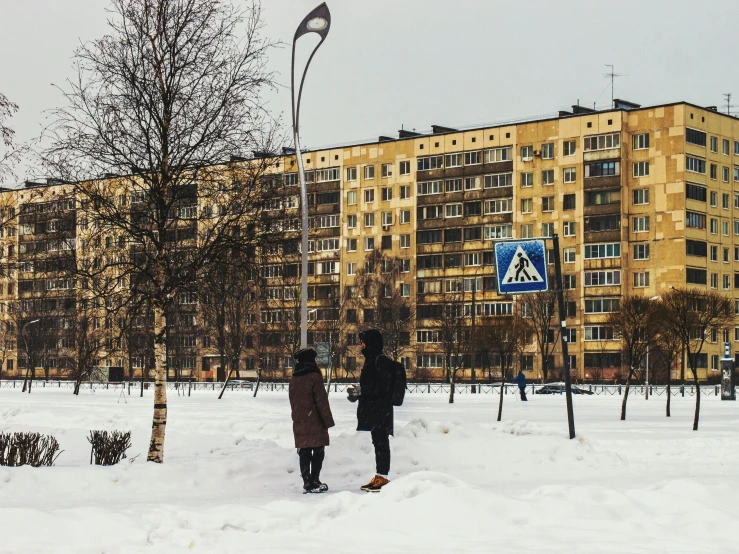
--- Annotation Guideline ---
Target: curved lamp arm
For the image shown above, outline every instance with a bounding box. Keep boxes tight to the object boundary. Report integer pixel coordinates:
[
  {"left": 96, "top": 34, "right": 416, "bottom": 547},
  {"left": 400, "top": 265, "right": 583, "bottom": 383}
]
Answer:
[{"left": 291, "top": 2, "right": 331, "bottom": 133}]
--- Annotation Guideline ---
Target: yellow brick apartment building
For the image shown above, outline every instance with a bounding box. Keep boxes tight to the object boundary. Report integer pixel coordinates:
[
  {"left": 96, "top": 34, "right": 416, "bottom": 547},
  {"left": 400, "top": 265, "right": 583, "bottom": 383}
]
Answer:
[{"left": 2, "top": 99, "right": 739, "bottom": 382}]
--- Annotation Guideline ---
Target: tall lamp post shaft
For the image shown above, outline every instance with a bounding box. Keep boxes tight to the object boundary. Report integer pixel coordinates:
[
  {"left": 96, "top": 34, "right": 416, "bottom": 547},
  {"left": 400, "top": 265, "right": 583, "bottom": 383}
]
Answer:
[{"left": 291, "top": 3, "right": 331, "bottom": 350}]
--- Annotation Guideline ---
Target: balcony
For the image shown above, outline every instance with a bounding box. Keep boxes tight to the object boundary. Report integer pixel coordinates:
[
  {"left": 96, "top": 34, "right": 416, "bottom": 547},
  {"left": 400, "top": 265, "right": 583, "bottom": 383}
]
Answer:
[
  {"left": 584, "top": 202, "right": 621, "bottom": 217},
  {"left": 584, "top": 175, "right": 621, "bottom": 190}
]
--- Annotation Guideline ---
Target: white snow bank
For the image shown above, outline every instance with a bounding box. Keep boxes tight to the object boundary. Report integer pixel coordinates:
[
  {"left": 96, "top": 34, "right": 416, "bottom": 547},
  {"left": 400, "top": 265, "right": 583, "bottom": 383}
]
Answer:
[{"left": 0, "top": 388, "right": 737, "bottom": 553}]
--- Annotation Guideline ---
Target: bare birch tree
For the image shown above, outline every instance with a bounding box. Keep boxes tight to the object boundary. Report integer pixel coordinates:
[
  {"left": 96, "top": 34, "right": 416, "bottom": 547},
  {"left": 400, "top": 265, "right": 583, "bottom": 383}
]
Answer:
[
  {"left": 44, "top": 0, "right": 278, "bottom": 463},
  {"left": 660, "top": 289, "right": 734, "bottom": 430}
]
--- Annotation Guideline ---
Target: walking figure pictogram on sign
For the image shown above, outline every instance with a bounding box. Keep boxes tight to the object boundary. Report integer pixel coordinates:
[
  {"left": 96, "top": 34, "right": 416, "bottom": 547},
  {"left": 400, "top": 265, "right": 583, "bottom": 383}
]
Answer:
[{"left": 494, "top": 240, "right": 548, "bottom": 294}]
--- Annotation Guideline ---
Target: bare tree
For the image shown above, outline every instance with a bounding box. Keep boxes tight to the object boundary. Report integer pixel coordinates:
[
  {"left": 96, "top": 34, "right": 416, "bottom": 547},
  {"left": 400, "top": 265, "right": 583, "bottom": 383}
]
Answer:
[
  {"left": 607, "top": 296, "right": 661, "bottom": 421},
  {"left": 519, "top": 285, "right": 561, "bottom": 382},
  {"left": 435, "top": 291, "right": 471, "bottom": 404},
  {"left": 653, "top": 319, "right": 681, "bottom": 418},
  {"left": 66, "top": 290, "right": 108, "bottom": 394},
  {"left": 0, "top": 92, "right": 25, "bottom": 185},
  {"left": 354, "top": 249, "right": 414, "bottom": 361},
  {"left": 44, "top": 0, "right": 279, "bottom": 463},
  {"left": 660, "top": 289, "right": 734, "bottom": 430},
  {"left": 478, "top": 308, "right": 526, "bottom": 421}
]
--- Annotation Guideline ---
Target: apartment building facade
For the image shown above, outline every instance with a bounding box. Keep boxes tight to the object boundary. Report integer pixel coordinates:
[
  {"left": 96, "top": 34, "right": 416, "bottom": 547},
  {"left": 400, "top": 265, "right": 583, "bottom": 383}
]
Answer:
[{"left": 2, "top": 100, "right": 739, "bottom": 382}]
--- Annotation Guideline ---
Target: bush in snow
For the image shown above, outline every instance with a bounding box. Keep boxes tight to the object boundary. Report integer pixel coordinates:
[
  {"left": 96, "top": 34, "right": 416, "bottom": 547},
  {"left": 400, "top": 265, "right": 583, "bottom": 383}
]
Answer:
[
  {"left": 87, "top": 430, "right": 132, "bottom": 466},
  {"left": 0, "top": 432, "right": 63, "bottom": 467}
]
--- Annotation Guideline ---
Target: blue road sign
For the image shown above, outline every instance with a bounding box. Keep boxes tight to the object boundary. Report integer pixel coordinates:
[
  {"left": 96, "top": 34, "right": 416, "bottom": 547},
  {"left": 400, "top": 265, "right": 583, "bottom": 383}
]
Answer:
[{"left": 494, "top": 240, "right": 548, "bottom": 294}]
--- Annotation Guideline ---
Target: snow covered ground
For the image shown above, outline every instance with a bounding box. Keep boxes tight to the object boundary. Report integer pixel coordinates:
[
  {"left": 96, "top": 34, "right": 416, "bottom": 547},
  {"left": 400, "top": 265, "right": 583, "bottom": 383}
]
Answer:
[{"left": 1, "top": 386, "right": 738, "bottom": 553}]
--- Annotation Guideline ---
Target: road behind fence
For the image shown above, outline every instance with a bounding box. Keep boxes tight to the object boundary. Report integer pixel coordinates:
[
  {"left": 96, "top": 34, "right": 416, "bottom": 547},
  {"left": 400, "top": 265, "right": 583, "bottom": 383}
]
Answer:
[{"left": 0, "top": 380, "right": 727, "bottom": 397}]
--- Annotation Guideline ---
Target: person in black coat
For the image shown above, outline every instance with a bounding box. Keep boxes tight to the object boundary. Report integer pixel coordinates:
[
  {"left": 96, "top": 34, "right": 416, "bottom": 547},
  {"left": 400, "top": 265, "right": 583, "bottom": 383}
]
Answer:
[{"left": 348, "top": 328, "right": 393, "bottom": 492}]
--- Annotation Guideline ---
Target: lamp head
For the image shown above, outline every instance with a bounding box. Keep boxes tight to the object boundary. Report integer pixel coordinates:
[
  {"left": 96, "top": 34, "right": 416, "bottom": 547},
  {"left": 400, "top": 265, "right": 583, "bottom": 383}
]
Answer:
[{"left": 294, "top": 3, "right": 331, "bottom": 41}]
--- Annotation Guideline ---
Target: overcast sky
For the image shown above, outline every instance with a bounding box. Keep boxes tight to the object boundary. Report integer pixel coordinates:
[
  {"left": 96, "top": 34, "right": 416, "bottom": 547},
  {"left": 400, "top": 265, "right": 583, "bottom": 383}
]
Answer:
[{"left": 2, "top": 0, "right": 738, "bottom": 180}]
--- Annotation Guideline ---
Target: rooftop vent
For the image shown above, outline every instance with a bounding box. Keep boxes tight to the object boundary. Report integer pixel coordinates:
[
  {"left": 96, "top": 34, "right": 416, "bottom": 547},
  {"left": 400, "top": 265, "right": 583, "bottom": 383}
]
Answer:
[
  {"left": 378, "top": 135, "right": 394, "bottom": 142},
  {"left": 572, "top": 104, "right": 596, "bottom": 115},
  {"left": 281, "top": 147, "right": 296, "bottom": 155},
  {"left": 398, "top": 129, "right": 422, "bottom": 139},
  {"left": 431, "top": 125, "right": 458, "bottom": 134},
  {"left": 613, "top": 98, "right": 641, "bottom": 110},
  {"left": 706, "top": 106, "right": 718, "bottom": 112}
]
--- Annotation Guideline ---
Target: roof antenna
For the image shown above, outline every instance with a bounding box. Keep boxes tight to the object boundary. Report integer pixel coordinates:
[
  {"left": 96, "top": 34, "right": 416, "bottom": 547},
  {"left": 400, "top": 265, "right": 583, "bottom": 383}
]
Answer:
[
  {"left": 603, "top": 64, "right": 625, "bottom": 106},
  {"left": 723, "top": 93, "right": 737, "bottom": 116}
]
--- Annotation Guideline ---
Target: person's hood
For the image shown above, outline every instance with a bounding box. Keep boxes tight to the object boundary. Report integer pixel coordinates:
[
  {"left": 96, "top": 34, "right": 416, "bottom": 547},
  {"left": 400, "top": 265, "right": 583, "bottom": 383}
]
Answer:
[
  {"left": 293, "top": 361, "right": 320, "bottom": 377},
  {"left": 359, "top": 328, "right": 383, "bottom": 358}
]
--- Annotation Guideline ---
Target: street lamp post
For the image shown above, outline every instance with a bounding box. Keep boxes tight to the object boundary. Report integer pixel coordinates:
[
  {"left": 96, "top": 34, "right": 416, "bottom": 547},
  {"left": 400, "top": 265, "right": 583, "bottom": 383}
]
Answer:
[
  {"left": 21, "top": 319, "right": 40, "bottom": 393},
  {"left": 291, "top": 3, "right": 331, "bottom": 350}
]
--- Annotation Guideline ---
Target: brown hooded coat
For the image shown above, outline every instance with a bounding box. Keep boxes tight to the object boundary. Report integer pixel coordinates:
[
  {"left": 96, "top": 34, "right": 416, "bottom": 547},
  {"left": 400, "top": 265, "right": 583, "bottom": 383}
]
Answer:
[{"left": 289, "top": 362, "right": 335, "bottom": 448}]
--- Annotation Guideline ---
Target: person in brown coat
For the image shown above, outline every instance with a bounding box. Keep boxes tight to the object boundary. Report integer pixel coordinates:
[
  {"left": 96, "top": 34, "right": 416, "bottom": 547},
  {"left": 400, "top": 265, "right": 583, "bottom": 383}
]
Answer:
[{"left": 289, "top": 348, "right": 335, "bottom": 493}]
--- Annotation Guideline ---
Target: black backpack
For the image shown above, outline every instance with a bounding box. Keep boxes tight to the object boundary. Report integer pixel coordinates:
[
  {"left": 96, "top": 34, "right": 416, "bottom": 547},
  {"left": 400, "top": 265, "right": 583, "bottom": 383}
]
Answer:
[{"left": 376, "top": 354, "right": 407, "bottom": 407}]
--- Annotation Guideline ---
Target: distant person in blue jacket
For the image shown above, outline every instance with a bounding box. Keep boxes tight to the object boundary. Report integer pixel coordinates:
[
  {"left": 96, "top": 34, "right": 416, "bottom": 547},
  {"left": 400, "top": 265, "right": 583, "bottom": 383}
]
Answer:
[{"left": 513, "top": 370, "right": 527, "bottom": 401}]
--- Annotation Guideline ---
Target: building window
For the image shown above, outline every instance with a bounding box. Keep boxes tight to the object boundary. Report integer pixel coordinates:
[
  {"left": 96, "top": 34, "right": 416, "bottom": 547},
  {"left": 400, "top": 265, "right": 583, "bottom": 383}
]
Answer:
[
  {"left": 520, "top": 198, "right": 533, "bottom": 213},
  {"left": 346, "top": 167, "right": 357, "bottom": 181},
  {"left": 464, "top": 151, "right": 481, "bottom": 165},
  {"left": 710, "top": 163, "right": 718, "bottom": 180},
  {"left": 584, "top": 243, "right": 621, "bottom": 259},
  {"left": 633, "top": 271, "right": 650, "bottom": 287},
  {"left": 632, "top": 216, "right": 649, "bottom": 233},
  {"left": 584, "top": 270, "right": 621, "bottom": 287},
  {"left": 464, "top": 176, "right": 480, "bottom": 190},
  {"left": 724, "top": 274, "right": 731, "bottom": 290},
  {"left": 564, "top": 248, "right": 576, "bottom": 263},
  {"left": 686, "top": 128, "right": 707, "bottom": 147},
  {"left": 563, "top": 167, "right": 576, "bottom": 183},
  {"left": 445, "top": 203, "right": 462, "bottom": 218},
  {"left": 347, "top": 238, "right": 357, "bottom": 252},
  {"left": 399, "top": 160, "right": 410, "bottom": 175},
  {"left": 400, "top": 234, "right": 410, "bottom": 249},
  {"left": 446, "top": 178, "right": 462, "bottom": 192},
  {"left": 686, "top": 211, "right": 706, "bottom": 229},
  {"left": 585, "top": 161, "right": 620, "bottom": 177},
  {"left": 417, "top": 180, "right": 442, "bottom": 195},
  {"left": 723, "top": 193, "right": 730, "bottom": 210},
  {"left": 484, "top": 147, "right": 512, "bottom": 163},
  {"left": 585, "top": 298, "right": 620, "bottom": 313},
  {"left": 520, "top": 224, "right": 533, "bottom": 238},
  {"left": 710, "top": 218, "right": 718, "bottom": 234},
  {"left": 381, "top": 187, "right": 392, "bottom": 201},
  {"left": 563, "top": 221, "right": 576, "bottom": 236},
  {"left": 723, "top": 166, "right": 730, "bottom": 183},
  {"left": 633, "top": 133, "right": 649, "bottom": 150},
  {"left": 484, "top": 224, "right": 513, "bottom": 239},
  {"left": 686, "top": 156, "right": 706, "bottom": 174},
  {"left": 542, "top": 169, "right": 554, "bottom": 185},
  {"left": 542, "top": 143, "right": 555, "bottom": 159},
  {"left": 710, "top": 136, "right": 718, "bottom": 153},
  {"left": 445, "top": 153, "right": 462, "bottom": 168},
  {"left": 364, "top": 213, "right": 375, "bottom": 227},
  {"left": 484, "top": 197, "right": 513, "bottom": 214},
  {"left": 542, "top": 197, "right": 554, "bottom": 212},
  {"left": 542, "top": 223, "right": 554, "bottom": 238},
  {"left": 563, "top": 194, "right": 576, "bottom": 211},
  {"left": 563, "top": 140, "right": 576, "bottom": 156},
  {"left": 484, "top": 173, "right": 513, "bottom": 188},
  {"left": 585, "top": 326, "right": 618, "bottom": 341},
  {"left": 381, "top": 163, "right": 393, "bottom": 178},
  {"left": 347, "top": 214, "right": 357, "bottom": 228},
  {"left": 417, "top": 155, "right": 443, "bottom": 171},
  {"left": 584, "top": 133, "right": 620, "bottom": 151},
  {"left": 633, "top": 161, "right": 649, "bottom": 177},
  {"left": 633, "top": 189, "right": 649, "bottom": 205},
  {"left": 346, "top": 191, "right": 357, "bottom": 206},
  {"left": 382, "top": 212, "right": 393, "bottom": 226},
  {"left": 686, "top": 267, "right": 707, "bottom": 285},
  {"left": 711, "top": 272, "right": 718, "bottom": 289},
  {"left": 364, "top": 237, "right": 374, "bottom": 251},
  {"left": 399, "top": 210, "right": 411, "bottom": 224},
  {"left": 564, "top": 274, "right": 576, "bottom": 289},
  {"left": 520, "top": 172, "right": 533, "bottom": 188},
  {"left": 633, "top": 244, "right": 650, "bottom": 260},
  {"left": 521, "top": 145, "right": 533, "bottom": 160},
  {"left": 364, "top": 189, "right": 375, "bottom": 203},
  {"left": 400, "top": 185, "right": 411, "bottom": 199},
  {"left": 364, "top": 165, "right": 375, "bottom": 180},
  {"left": 686, "top": 183, "right": 707, "bottom": 202}
]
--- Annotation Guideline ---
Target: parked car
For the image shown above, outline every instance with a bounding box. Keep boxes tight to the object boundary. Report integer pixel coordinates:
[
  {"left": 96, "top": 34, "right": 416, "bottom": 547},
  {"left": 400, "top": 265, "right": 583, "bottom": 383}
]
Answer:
[{"left": 535, "top": 383, "right": 594, "bottom": 395}]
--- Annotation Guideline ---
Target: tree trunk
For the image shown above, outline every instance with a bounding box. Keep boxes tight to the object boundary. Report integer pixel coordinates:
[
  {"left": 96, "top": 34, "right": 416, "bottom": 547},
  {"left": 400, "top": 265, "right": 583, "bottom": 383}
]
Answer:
[
  {"left": 620, "top": 368, "right": 634, "bottom": 421},
  {"left": 497, "top": 381, "right": 505, "bottom": 422},
  {"left": 665, "top": 362, "right": 671, "bottom": 417},
  {"left": 74, "top": 376, "right": 82, "bottom": 395},
  {"left": 147, "top": 304, "right": 168, "bottom": 463},
  {"left": 218, "top": 366, "right": 234, "bottom": 399},
  {"left": 542, "top": 356, "right": 548, "bottom": 382},
  {"left": 253, "top": 367, "right": 261, "bottom": 398},
  {"left": 692, "top": 369, "right": 700, "bottom": 431},
  {"left": 448, "top": 368, "right": 455, "bottom": 404}
]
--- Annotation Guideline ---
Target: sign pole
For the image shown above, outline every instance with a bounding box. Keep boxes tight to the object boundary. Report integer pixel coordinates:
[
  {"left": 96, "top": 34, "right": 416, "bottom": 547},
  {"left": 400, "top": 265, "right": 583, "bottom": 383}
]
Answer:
[{"left": 552, "top": 234, "right": 575, "bottom": 439}]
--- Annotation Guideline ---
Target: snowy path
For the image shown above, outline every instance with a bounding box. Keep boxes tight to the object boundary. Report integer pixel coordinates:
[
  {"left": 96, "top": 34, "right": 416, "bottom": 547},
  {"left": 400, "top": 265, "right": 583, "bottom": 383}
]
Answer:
[{"left": 1, "top": 388, "right": 737, "bottom": 553}]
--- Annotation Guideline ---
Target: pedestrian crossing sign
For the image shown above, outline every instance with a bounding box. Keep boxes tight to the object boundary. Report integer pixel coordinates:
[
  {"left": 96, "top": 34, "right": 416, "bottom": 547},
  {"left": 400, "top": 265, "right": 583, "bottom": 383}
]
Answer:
[{"left": 494, "top": 240, "right": 548, "bottom": 294}]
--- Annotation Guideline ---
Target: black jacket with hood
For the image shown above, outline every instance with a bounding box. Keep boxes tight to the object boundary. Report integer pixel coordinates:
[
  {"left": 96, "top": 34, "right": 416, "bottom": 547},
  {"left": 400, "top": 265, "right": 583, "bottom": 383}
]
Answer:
[{"left": 357, "top": 329, "right": 394, "bottom": 435}]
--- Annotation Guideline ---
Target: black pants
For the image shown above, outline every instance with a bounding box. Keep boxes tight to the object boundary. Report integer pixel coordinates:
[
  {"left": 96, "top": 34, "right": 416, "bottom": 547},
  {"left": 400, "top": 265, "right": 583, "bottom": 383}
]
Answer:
[
  {"left": 519, "top": 387, "right": 528, "bottom": 401},
  {"left": 297, "top": 447, "right": 325, "bottom": 486},
  {"left": 371, "top": 428, "right": 390, "bottom": 475}
]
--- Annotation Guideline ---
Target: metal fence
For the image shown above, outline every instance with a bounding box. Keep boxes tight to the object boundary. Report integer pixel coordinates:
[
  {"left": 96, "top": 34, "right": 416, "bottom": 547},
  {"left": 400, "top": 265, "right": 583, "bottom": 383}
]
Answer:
[{"left": 0, "top": 379, "right": 726, "bottom": 397}]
